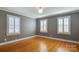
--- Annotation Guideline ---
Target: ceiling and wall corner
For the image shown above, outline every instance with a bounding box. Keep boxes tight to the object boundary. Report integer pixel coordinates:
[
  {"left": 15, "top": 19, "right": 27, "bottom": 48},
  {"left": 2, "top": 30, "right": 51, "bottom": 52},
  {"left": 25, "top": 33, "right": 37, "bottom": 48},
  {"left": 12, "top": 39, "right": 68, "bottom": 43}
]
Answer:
[{"left": 0, "top": 7, "right": 79, "bottom": 18}]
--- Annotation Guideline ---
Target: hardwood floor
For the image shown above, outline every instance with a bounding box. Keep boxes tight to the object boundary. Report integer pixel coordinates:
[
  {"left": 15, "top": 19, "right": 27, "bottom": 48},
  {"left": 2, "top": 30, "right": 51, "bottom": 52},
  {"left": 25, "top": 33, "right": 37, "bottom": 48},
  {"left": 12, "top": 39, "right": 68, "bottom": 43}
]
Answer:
[{"left": 0, "top": 37, "right": 79, "bottom": 52}]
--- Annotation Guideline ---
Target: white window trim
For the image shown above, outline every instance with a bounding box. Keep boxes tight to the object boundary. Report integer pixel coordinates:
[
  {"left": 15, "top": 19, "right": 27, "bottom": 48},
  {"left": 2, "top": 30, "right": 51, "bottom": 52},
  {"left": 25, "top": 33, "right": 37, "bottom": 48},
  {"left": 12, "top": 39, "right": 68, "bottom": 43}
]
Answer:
[
  {"left": 7, "top": 14, "right": 21, "bottom": 36},
  {"left": 40, "top": 19, "right": 48, "bottom": 33},
  {"left": 57, "top": 16, "right": 71, "bottom": 35}
]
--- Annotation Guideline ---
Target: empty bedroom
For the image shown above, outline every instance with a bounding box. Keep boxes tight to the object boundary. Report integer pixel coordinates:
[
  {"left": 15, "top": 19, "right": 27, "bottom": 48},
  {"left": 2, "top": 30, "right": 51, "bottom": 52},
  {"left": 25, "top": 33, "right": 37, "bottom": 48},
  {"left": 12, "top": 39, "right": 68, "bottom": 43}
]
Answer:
[{"left": 0, "top": 7, "right": 79, "bottom": 52}]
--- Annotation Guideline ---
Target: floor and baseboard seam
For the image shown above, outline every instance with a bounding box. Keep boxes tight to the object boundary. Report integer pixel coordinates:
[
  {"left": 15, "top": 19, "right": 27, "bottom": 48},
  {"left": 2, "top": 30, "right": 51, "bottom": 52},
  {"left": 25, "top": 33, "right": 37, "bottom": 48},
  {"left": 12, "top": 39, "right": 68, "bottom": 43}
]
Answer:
[
  {"left": 36, "top": 35, "right": 79, "bottom": 44},
  {"left": 0, "top": 35, "right": 79, "bottom": 46},
  {"left": 0, "top": 35, "right": 36, "bottom": 46}
]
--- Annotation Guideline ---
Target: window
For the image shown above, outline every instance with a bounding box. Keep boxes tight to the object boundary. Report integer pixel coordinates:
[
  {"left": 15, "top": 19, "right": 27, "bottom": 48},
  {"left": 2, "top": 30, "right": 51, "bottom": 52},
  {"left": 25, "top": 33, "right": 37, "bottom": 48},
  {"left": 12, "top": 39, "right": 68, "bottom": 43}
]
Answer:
[
  {"left": 57, "top": 16, "right": 71, "bottom": 34},
  {"left": 40, "top": 19, "right": 47, "bottom": 32},
  {"left": 7, "top": 15, "right": 20, "bottom": 36}
]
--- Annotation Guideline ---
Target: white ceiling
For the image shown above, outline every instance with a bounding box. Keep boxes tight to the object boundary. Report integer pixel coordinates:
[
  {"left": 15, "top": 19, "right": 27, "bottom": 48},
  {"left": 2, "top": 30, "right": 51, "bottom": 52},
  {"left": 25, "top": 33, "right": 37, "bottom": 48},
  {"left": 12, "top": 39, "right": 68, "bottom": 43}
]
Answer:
[{"left": 0, "top": 7, "right": 79, "bottom": 18}]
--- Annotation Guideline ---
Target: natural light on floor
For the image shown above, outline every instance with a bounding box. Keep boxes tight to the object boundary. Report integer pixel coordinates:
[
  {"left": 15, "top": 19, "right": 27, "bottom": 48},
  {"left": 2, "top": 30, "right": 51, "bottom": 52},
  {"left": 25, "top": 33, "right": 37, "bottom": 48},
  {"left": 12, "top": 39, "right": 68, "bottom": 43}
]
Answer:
[{"left": 40, "top": 41, "right": 47, "bottom": 52}]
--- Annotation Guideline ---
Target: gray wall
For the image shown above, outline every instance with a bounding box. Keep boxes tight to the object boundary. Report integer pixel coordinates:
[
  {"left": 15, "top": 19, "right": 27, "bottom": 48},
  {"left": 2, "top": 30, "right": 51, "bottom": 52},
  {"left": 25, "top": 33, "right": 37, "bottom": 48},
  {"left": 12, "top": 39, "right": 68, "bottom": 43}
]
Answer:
[
  {"left": 36, "top": 12, "right": 79, "bottom": 41},
  {"left": 0, "top": 9, "right": 79, "bottom": 43},
  {"left": 0, "top": 10, "right": 36, "bottom": 43},
  {"left": 16, "top": 16, "right": 36, "bottom": 39}
]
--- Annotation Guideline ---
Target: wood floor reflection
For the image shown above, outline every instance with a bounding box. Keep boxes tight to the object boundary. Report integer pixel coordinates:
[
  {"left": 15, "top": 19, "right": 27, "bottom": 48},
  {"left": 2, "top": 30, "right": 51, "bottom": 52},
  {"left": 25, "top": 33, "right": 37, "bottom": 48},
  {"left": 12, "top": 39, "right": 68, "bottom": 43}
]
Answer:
[{"left": 0, "top": 37, "right": 79, "bottom": 52}]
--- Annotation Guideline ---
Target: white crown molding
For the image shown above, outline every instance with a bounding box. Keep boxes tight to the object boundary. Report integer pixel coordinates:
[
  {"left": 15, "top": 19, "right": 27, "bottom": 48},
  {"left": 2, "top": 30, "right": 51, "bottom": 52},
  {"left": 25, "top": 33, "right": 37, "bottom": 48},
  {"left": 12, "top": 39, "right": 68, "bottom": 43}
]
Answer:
[{"left": 0, "top": 7, "right": 79, "bottom": 18}]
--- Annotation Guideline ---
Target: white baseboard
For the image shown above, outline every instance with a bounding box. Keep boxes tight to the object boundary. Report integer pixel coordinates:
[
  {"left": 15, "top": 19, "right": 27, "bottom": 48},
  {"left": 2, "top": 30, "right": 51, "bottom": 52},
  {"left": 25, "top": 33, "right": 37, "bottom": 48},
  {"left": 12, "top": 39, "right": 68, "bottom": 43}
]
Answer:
[
  {"left": 36, "top": 35, "right": 79, "bottom": 44},
  {"left": 0, "top": 35, "right": 36, "bottom": 46},
  {"left": 0, "top": 35, "right": 79, "bottom": 46}
]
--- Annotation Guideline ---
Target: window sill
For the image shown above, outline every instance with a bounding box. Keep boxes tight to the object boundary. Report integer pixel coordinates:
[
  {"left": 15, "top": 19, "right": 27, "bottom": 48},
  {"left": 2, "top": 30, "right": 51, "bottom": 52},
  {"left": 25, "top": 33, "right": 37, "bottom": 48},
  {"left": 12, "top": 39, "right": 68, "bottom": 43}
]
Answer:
[
  {"left": 7, "top": 33, "right": 21, "bottom": 36},
  {"left": 40, "top": 31, "right": 48, "bottom": 33},
  {"left": 57, "top": 32, "right": 70, "bottom": 35}
]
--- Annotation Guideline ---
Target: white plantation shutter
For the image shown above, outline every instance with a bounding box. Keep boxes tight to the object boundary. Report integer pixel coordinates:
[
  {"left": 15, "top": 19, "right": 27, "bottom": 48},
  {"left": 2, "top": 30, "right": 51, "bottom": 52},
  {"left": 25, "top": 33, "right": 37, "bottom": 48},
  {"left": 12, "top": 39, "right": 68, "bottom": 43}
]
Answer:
[
  {"left": 8, "top": 15, "right": 15, "bottom": 33},
  {"left": 15, "top": 16, "right": 20, "bottom": 33},
  {"left": 43, "top": 20, "right": 47, "bottom": 32},
  {"left": 57, "top": 16, "right": 71, "bottom": 34},
  {"left": 64, "top": 16, "right": 70, "bottom": 33},
  {"left": 58, "top": 18, "right": 63, "bottom": 33},
  {"left": 7, "top": 15, "right": 20, "bottom": 35},
  {"left": 40, "top": 19, "right": 47, "bottom": 32},
  {"left": 40, "top": 20, "right": 44, "bottom": 32}
]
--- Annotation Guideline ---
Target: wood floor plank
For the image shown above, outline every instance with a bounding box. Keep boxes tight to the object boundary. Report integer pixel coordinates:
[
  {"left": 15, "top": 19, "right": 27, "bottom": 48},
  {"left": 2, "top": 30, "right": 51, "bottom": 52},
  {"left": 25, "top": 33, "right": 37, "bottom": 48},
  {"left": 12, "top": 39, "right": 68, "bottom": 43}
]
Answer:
[{"left": 0, "top": 37, "right": 79, "bottom": 52}]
